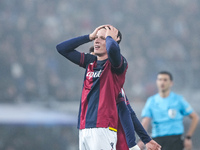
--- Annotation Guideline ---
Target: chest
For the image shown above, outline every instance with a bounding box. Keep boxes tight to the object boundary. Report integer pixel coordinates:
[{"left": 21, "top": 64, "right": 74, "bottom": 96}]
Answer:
[
  {"left": 84, "top": 61, "right": 112, "bottom": 87},
  {"left": 151, "top": 99, "right": 182, "bottom": 120}
]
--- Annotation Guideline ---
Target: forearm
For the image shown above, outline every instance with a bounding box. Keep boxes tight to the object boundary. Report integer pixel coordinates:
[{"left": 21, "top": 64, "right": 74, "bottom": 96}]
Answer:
[
  {"left": 106, "top": 36, "right": 121, "bottom": 67},
  {"left": 117, "top": 101, "right": 137, "bottom": 148},
  {"left": 56, "top": 35, "right": 91, "bottom": 65},
  {"left": 56, "top": 35, "right": 91, "bottom": 56},
  {"left": 125, "top": 101, "right": 151, "bottom": 144},
  {"left": 186, "top": 112, "right": 199, "bottom": 137},
  {"left": 130, "top": 111, "right": 151, "bottom": 144}
]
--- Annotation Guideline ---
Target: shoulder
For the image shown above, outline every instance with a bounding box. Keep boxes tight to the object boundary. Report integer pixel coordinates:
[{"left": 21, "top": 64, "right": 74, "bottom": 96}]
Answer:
[
  {"left": 110, "top": 55, "right": 128, "bottom": 75},
  {"left": 85, "top": 53, "right": 97, "bottom": 62},
  {"left": 144, "top": 94, "right": 157, "bottom": 109},
  {"left": 170, "top": 92, "right": 184, "bottom": 101},
  {"left": 147, "top": 93, "right": 158, "bottom": 103}
]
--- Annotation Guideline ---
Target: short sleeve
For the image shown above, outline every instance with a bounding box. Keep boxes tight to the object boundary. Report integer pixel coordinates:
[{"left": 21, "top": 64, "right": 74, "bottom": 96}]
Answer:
[
  {"left": 180, "top": 97, "right": 193, "bottom": 116},
  {"left": 141, "top": 98, "right": 152, "bottom": 118}
]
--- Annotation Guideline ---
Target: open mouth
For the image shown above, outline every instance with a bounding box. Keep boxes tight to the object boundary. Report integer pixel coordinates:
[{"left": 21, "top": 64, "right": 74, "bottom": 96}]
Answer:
[{"left": 94, "top": 45, "right": 100, "bottom": 50}]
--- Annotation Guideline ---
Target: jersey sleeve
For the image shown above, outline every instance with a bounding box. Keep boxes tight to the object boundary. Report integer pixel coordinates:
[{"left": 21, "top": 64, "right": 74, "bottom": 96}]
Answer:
[
  {"left": 117, "top": 89, "right": 151, "bottom": 147},
  {"left": 56, "top": 35, "right": 96, "bottom": 67},
  {"left": 180, "top": 97, "right": 193, "bottom": 116},
  {"left": 126, "top": 98, "right": 152, "bottom": 144},
  {"left": 117, "top": 101, "right": 137, "bottom": 148},
  {"left": 106, "top": 36, "right": 128, "bottom": 74}
]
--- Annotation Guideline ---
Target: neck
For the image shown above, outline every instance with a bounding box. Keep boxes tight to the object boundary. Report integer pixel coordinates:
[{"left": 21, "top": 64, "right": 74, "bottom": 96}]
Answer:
[
  {"left": 159, "top": 90, "right": 170, "bottom": 98},
  {"left": 97, "top": 55, "right": 108, "bottom": 61}
]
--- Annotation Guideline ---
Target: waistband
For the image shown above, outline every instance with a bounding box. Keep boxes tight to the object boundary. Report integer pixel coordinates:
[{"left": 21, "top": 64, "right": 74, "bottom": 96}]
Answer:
[{"left": 109, "top": 127, "right": 117, "bottom": 132}]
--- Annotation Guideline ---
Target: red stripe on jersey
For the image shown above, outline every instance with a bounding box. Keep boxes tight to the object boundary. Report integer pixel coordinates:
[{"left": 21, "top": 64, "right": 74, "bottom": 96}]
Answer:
[
  {"left": 95, "top": 61, "right": 126, "bottom": 129},
  {"left": 117, "top": 117, "right": 129, "bottom": 150},
  {"left": 79, "top": 63, "right": 95, "bottom": 129},
  {"left": 80, "top": 88, "right": 89, "bottom": 129},
  {"left": 80, "top": 53, "right": 84, "bottom": 66},
  {"left": 97, "top": 61, "right": 117, "bottom": 128}
]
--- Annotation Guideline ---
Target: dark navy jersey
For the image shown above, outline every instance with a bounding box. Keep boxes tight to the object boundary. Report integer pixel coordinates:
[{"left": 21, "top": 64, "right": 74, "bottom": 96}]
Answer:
[
  {"left": 56, "top": 34, "right": 128, "bottom": 130},
  {"left": 117, "top": 89, "right": 151, "bottom": 149}
]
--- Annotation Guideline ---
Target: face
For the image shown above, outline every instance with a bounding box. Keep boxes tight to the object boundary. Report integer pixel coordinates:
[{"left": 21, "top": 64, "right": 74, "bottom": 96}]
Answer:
[
  {"left": 93, "top": 28, "right": 107, "bottom": 58},
  {"left": 156, "top": 74, "right": 173, "bottom": 93}
]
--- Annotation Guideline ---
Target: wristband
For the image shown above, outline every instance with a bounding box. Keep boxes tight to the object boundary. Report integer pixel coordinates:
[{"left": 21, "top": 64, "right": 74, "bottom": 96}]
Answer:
[
  {"left": 185, "top": 136, "right": 191, "bottom": 140},
  {"left": 129, "top": 145, "right": 140, "bottom": 150}
]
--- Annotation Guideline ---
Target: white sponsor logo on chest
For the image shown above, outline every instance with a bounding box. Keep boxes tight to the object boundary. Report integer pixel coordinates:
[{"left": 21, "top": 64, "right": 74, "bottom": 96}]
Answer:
[{"left": 86, "top": 70, "right": 103, "bottom": 79}]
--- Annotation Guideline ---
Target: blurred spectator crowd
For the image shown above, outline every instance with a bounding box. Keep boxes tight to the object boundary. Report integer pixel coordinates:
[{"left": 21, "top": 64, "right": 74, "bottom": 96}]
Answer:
[
  {"left": 1, "top": 0, "right": 200, "bottom": 150},
  {"left": 0, "top": 0, "right": 200, "bottom": 103},
  {"left": 0, "top": 125, "right": 78, "bottom": 150}
]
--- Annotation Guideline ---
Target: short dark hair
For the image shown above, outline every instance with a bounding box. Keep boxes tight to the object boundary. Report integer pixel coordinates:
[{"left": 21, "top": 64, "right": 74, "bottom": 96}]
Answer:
[
  {"left": 102, "top": 26, "right": 122, "bottom": 44},
  {"left": 117, "top": 30, "right": 122, "bottom": 44},
  {"left": 89, "top": 46, "right": 94, "bottom": 53},
  {"left": 158, "top": 71, "right": 173, "bottom": 81}
]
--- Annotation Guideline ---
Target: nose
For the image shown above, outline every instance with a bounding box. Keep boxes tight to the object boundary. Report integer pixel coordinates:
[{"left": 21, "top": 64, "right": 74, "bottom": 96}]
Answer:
[{"left": 94, "top": 38, "right": 100, "bottom": 43}]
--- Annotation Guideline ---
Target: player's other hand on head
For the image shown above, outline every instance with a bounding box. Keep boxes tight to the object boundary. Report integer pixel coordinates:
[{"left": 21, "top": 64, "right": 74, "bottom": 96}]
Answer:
[
  {"left": 89, "top": 25, "right": 107, "bottom": 40},
  {"left": 105, "top": 25, "right": 119, "bottom": 42}
]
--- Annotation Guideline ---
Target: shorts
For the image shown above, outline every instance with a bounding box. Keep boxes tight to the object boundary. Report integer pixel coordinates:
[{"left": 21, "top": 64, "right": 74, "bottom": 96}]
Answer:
[
  {"left": 153, "top": 134, "right": 184, "bottom": 150},
  {"left": 79, "top": 127, "right": 117, "bottom": 150}
]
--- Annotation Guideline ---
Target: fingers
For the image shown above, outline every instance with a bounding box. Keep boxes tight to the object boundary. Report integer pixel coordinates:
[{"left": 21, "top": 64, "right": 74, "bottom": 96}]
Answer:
[
  {"left": 90, "top": 25, "right": 118, "bottom": 41},
  {"left": 97, "top": 25, "right": 107, "bottom": 30},
  {"left": 104, "top": 25, "right": 119, "bottom": 41},
  {"left": 89, "top": 25, "right": 105, "bottom": 40},
  {"left": 105, "top": 25, "right": 117, "bottom": 31},
  {"left": 146, "top": 141, "right": 161, "bottom": 150},
  {"left": 156, "top": 144, "right": 161, "bottom": 150},
  {"left": 96, "top": 25, "right": 118, "bottom": 34},
  {"left": 153, "top": 144, "right": 161, "bottom": 150}
]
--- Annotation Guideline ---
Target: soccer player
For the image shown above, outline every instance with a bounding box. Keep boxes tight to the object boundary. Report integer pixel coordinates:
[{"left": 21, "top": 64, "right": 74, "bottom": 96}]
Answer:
[
  {"left": 56, "top": 25, "right": 127, "bottom": 150},
  {"left": 139, "top": 71, "right": 199, "bottom": 150},
  {"left": 117, "top": 89, "right": 161, "bottom": 150},
  {"left": 89, "top": 46, "right": 161, "bottom": 150}
]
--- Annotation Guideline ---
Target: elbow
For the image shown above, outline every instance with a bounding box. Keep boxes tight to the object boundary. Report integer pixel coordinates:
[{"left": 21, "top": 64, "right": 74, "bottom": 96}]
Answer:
[
  {"left": 56, "top": 44, "right": 60, "bottom": 51},
  {"left": 56, "top": 44, "right": 62, "bottom": 54},
  {"left": 191, "top": 112, "right": 199, "bottom": 124},
  {"left": 131, "top": 111, "right": 136, "bottom": 117},
  {"left": 196, "top": 113, "right": 199, "bottom": 123}
]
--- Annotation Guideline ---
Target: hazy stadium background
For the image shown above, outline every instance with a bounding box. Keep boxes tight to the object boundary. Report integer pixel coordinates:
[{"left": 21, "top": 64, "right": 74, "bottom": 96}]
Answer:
[{"left": 0, "top": 0, "right": 200, "bottom": 149}]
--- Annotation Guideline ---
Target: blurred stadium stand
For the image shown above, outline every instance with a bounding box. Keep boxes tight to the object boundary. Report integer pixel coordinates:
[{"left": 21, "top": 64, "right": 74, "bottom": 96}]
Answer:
[{"left": 0, "top": 0, "right": 199, "bottom": 149}]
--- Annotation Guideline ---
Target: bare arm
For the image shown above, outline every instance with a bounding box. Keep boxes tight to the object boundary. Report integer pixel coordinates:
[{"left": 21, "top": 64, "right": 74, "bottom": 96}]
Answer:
[
  {"left": 141, "top": 117, "right": 151, "bottom": 131},
  {"left": 184, "top": 112, "right": 199, "bottom": 150},
  {"left": 186, "top": 112, "right": 199, "bottom": 137}
]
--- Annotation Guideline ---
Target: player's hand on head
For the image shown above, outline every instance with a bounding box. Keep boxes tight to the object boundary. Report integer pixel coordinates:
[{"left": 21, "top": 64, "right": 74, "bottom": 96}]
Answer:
[
  {"left": 89, "top": 25, "right": 106, "bottom": 40},
  {"left": 105, "top": 25, "right": 120, "bottom": 42}
]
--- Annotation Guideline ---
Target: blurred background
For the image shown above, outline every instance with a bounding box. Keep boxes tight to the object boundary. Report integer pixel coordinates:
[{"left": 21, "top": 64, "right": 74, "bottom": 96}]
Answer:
[{"left": 0, "top": 0, "right": 200, "bottom": 149}]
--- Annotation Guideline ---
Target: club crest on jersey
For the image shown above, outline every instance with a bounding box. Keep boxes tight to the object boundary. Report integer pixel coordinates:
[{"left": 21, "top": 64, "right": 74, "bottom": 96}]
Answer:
[
  {"left": 168, "top": 109, "right": 177, "bottom": 119},
  {"left": 86, "top": 70, "right": 103, "bottom": 79}
]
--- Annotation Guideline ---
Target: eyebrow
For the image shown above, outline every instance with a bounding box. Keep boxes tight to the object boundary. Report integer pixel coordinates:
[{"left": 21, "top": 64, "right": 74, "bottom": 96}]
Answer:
[
  {"left": 95, "top": 35, "right": 105, "bottom": 40},
  {"left": 100, "top": 36, "right": 106, "bottom": 40}
]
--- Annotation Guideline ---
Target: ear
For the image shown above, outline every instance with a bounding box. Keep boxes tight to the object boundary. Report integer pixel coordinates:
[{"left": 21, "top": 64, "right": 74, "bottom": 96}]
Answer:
[
  {"left": 116, "top": 36, "right": 120, "bottom": 42},
  {"left": 170, "top": 81, "right": 173, "bottom": 87}
]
